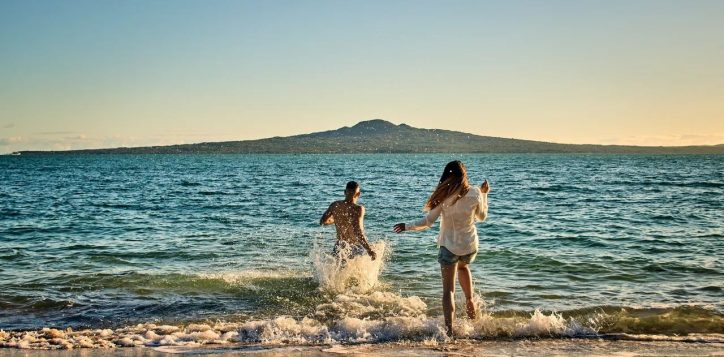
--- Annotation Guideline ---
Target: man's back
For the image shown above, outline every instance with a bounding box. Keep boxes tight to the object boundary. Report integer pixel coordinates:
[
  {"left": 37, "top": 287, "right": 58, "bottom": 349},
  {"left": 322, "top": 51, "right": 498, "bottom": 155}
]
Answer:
[
  {"left": 320, "top": 181, "right": 376, "bottom": 261},
  {"left": 328, "top": 200, "right": 365, "bottom": 244}
]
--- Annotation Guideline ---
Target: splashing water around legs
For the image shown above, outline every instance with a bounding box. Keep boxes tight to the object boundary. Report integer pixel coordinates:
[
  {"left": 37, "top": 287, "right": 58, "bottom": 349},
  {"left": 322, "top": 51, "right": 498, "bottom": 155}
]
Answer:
[
  {"left": 312, "top": 241, "right": 387, "bottom": 294},
  {"left": 2, "top": 240, "right": 723, "bottom": 350}
]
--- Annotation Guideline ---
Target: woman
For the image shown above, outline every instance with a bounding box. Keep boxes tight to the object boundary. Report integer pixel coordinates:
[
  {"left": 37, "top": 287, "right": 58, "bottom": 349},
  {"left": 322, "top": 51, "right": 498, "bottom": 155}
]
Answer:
[{"left": 393, "top": 160, "right": 490, "bottom": 338}]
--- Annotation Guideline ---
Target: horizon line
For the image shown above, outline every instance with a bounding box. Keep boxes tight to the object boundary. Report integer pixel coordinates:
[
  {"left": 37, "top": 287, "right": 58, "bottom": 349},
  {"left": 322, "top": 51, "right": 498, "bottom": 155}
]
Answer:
[{"left": 5, "top": 119, "right": 723, "bottom": 155}]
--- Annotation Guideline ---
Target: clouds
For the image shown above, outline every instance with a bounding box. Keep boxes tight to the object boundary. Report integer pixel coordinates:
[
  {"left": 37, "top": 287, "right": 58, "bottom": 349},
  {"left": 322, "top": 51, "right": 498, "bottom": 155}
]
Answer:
[
  {"left": 2, "top": 123, "right": 14, "bottom": 129},
  {"left": 35, "top": 131, "right": 80, "bottom": 136},
  {"left": 3, "top": 133, "right": 112, "bottom": 151},
  {"left": 599, "top": 133, "right": 724, "bottom": 147},
  {"left": 0, "top": 133, "right": 91, "bottom": 153},
  {"left": 0, "top": 136, "right": 23, "bottom": 145},
  {"left": 0, "top": 132, "right": 240, "bottom": 154}
]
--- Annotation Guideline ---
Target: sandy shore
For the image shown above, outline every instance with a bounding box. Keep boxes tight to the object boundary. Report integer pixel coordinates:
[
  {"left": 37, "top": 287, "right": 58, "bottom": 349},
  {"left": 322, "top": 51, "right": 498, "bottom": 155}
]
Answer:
[{"left": 1, "top": 339, "right": 722, "bottom": 356}]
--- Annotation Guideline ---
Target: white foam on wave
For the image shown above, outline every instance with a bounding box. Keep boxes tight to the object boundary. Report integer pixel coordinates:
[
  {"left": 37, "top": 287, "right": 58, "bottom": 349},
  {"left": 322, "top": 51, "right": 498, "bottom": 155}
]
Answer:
[
  {"left": 196, "top": 269, "right": 310, "bottom": 285},
  {"left": 315, "top": 291, "right": 427, "bottom": 321},
  {"left": 3, "top": 240, "right": 715, "bottom": 350},
  {"left": 0, "top": 309, "right": 604, "bottom": 350}
]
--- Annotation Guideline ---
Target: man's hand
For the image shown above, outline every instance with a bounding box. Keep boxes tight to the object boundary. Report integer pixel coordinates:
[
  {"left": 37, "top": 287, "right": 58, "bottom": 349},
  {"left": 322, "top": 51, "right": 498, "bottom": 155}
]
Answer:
[
  {"left": 393, "top": 223, "right": 405, "bottom": 233},
  {"left": 320, "top": 203, "right": 335, "bottom": 225},
  {"left": 481, "top": 179, "right": 491, "bottom": 194},
  {"left": 368, "top": 250, "right": 377, "bottom": 261},
  {"left": 319, "top": 217, "right": 332, "bottom": 226}
]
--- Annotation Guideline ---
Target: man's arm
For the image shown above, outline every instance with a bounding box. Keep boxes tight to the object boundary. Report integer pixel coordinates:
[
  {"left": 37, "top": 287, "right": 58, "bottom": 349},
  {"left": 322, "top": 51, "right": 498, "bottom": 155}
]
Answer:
[
  {"left": 320, "top": 202, "right": 335, "bottom": 225},
  {"left": 354, "top": 206, "right": 376, "bottom": 260}
]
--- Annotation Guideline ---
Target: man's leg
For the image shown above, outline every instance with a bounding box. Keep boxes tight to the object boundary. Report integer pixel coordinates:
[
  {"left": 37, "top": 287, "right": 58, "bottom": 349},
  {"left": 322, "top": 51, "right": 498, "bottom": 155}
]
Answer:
[{"left": 333, "top": 241, "right": 349, "bottom": 266}]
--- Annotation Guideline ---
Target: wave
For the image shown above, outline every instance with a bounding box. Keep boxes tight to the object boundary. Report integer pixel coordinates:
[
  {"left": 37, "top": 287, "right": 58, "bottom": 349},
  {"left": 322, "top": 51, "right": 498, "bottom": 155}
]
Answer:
[
  {"left": 0, "top": 296, "right": 77, "bottom": 311},
  {"left": 0, "top": 208, "right": 21, "bottom": 217},
  {"left": 2, "top": 305, "right": 722, "bottom": 350},
  {"left": 650, "top": 181, "right": 723, "bottom": 189},
  {"left": 0, "top": 249, "right": 26, "bottom": 261},
  {"left": 1, "top": 241, "right": 722, "bottom": 350},
  {"left": 529, "top": 184, "right": 597, "bottom": 193},
  {"left": 198, "top": 190, "right": 228, "bottom": 196},
  {"left": 86, "top": 250, "right": 222, "bottom": 261},
  {"left": 602, "top": 180, "right": 724, "bottom": 189},
  {"left": 89, "top": 202, "right": 143, "bottom": 209},
  {"left": 179, "top": 180, "right": 202, "bottom": 187},
  {"left": 642, "top": 262, "right": 720, "bottom": 275}
]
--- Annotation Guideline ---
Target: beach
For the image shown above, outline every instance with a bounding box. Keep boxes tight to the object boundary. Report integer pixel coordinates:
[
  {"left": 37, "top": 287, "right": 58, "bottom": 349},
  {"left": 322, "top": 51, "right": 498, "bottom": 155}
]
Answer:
[{"left": 1, "top": 339, "right": 723, "bottom": 356}]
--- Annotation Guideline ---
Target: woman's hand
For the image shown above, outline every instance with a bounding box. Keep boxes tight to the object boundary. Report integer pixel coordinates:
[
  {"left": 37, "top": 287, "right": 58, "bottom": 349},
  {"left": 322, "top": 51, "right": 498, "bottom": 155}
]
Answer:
[
  {"left": 393, "top": 223, "right": 405, "bottom": 233},
  {"left": 481, "top": 179, "right": 491, "bottom": 194}
]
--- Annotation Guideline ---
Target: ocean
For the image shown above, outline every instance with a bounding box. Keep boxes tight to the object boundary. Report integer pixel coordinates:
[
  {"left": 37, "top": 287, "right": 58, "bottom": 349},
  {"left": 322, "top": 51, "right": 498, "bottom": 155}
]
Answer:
[{"left": 0, "top": 154, "right": 722, "bottom": 349}]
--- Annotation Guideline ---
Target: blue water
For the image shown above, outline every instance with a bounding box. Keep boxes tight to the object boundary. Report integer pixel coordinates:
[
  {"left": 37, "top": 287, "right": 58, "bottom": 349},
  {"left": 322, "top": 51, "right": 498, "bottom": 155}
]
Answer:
[{"left": 0, "top": 154, "right": 722, "bottom": 335}]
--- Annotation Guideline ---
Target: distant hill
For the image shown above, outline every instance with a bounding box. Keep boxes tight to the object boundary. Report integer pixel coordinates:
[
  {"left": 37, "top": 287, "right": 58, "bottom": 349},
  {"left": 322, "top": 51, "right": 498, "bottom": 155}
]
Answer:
[{"left": 14, "top": 119, "right": 724, "bottom": 154}]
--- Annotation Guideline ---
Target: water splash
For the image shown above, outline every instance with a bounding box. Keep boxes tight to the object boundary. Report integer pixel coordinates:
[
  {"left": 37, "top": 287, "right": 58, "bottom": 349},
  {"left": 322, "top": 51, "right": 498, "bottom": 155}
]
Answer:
[{"left": 312, "top": 241, "right": 387, "bottom": 293}]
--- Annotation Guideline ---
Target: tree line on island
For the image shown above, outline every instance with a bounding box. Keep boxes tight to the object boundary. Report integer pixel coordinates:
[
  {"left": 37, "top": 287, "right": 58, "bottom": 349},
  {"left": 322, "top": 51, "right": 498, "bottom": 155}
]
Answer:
[{"left": 14, "top": 119, "right": 724, "bottom": 155}]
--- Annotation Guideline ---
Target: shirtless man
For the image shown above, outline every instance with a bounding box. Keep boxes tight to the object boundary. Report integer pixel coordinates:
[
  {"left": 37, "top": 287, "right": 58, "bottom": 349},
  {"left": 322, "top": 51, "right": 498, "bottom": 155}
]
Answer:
[{"left": 320, "top": 181, "right": 376, "bottom": 261}]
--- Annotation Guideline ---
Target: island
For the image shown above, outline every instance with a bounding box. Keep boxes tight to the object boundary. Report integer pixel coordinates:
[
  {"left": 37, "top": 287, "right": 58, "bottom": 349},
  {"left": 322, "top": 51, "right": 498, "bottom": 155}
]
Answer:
[{"left": 13, "top": 119, "right": 724, "bottom": 155}]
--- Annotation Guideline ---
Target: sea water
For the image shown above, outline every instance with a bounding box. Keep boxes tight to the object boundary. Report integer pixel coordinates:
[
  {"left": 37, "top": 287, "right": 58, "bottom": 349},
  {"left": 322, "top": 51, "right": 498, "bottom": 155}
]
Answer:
[{"left": 0, "top": 154, "right": 722, "bottom": 348}]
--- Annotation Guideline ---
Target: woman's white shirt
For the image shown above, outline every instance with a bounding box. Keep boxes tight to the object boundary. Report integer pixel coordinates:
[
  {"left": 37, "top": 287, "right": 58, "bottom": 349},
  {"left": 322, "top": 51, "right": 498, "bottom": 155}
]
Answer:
[{"left": 406, "top": 186, "right": 488, "bottom": 256}]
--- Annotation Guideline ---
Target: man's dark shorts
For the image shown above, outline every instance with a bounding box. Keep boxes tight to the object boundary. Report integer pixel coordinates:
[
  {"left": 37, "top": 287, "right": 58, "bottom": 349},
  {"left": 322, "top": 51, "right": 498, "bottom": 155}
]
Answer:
[
  {"left": 438, "top": 246, "right": 477, "bottom": 265},
  {"left": 333, "top": 241, "right": 366, "bottom": 260}
]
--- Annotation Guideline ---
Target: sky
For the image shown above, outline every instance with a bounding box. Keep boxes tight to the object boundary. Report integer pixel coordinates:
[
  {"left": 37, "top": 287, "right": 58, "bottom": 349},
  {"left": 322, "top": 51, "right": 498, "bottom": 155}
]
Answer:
[{"left": 1, "top": 0, "right": 723, "bottom": 153}]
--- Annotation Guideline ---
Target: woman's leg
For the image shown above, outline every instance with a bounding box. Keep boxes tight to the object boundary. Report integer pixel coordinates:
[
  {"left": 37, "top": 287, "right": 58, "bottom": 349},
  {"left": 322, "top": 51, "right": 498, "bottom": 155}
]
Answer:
[
  {"left": 457, "top": 263, "right": 476, "bottom": 319},
  {"left": 440, "top": 263, "right": 457, "bottom": 337}
]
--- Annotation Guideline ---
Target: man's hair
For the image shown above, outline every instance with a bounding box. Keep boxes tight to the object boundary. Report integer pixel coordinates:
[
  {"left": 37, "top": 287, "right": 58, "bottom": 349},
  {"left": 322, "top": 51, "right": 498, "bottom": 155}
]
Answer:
[{"left": 345, "top": 181, "right": 359, "bottom": 192}]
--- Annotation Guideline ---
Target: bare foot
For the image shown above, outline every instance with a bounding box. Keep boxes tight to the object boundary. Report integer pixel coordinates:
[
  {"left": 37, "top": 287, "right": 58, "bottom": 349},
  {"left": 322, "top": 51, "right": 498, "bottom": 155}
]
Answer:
[
  {"left": 466, "top": 299, "right": 477, "bottom": 319},
  {"left": 446, "top": 327, "right": 455, "bottom": 340}
]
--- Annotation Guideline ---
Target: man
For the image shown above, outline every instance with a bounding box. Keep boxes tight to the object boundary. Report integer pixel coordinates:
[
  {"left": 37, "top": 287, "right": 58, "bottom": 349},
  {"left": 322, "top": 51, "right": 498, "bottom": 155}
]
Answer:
[{"left": 320, "top": 181, "right": 376, "bottom": 261}]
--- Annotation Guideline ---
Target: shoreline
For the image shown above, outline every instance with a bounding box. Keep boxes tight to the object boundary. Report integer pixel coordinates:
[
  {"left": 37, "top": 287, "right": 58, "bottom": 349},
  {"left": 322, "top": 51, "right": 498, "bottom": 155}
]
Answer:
[{"left": 1, "top": 338, "right": 723, "bottom": 356}]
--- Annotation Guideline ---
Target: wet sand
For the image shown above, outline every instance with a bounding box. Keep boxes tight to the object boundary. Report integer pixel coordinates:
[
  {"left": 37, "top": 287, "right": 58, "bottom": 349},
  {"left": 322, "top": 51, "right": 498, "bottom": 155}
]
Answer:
[{"left": 1, "top": 339, "right": 722, "bottom": 356}]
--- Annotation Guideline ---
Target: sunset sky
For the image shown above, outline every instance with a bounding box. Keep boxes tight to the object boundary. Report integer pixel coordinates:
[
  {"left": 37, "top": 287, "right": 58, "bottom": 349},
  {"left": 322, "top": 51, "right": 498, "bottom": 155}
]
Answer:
[{"left": 1, "top": 0, "right": 723, "bottom": 153}]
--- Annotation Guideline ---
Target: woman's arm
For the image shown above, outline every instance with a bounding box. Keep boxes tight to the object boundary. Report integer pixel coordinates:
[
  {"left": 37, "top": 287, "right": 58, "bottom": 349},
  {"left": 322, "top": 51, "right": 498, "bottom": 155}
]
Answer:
[
  {"left": 475, "top": 192, "right": 488, "bottom": 222},
  {"left": 475, "top": 181, "right": 490, "bottom": 222},
  {"left": 394, "top": 204, "right": 443, "bottom": 233}
]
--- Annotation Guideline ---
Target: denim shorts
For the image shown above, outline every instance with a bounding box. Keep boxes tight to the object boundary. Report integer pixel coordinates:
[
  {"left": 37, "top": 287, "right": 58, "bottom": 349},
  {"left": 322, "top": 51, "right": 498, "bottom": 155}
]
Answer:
[{"left": 438, "top": 246, "right": 477, "bottom": 265}]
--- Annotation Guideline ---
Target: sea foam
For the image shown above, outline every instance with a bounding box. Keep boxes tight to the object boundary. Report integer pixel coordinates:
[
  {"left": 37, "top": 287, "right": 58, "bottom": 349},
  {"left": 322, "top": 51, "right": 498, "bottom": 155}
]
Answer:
[{"left": 1, "top": 241, "right": 718, "bottom": 350}]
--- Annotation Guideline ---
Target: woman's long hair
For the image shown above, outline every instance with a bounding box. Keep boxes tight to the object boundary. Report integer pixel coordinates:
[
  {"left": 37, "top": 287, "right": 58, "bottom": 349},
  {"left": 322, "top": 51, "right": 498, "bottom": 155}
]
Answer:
[{"left": 424, "top": 160, "right": 470, "bottom": 211}]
